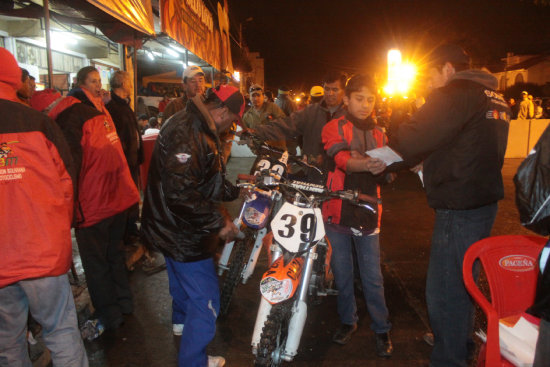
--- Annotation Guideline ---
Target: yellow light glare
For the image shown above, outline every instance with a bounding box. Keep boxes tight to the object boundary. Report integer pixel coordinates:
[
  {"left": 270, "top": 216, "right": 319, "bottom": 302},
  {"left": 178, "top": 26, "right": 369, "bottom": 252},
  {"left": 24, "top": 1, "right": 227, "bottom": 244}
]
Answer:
[{"left": 385, "top": 49, "right": 416, "bottom": 96}]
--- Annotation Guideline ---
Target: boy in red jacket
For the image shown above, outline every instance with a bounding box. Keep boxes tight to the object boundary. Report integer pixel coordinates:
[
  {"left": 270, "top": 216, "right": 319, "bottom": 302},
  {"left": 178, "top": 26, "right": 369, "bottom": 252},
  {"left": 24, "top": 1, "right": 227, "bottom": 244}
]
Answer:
[{"left": 321, "top": 74, "right": 393, "bottom": 357}]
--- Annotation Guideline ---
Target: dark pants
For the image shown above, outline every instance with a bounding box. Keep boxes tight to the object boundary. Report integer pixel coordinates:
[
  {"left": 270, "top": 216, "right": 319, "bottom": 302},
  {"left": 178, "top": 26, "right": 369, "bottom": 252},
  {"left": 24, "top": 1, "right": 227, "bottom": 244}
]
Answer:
[
  {"left": 76, "top": 211, "right": 133, "bottom": 328},
  {"left": 326, "top": 230, "right": 391, "bottom": 333},
  {"left": 165, "top": 257, "right": 220, "bottom": 367},
  {"left": 534, "top": 318, "right": 550, "bottom": 367},
  {"left": 427, "top": 203, "right": 497, "bottom": 367}
]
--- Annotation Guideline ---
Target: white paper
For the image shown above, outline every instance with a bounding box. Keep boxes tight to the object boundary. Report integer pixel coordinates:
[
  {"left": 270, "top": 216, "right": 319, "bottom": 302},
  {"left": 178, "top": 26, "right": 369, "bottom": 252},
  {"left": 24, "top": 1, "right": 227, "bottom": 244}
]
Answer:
[
  {"left": 498, "top": 316, "right": 539, "bottom": 367},
  {"left": 418, "top": 171, "right": 424, "bottom": 187},
  {"left": 366, "top": 146, "right": 403, "bottom": 166}
]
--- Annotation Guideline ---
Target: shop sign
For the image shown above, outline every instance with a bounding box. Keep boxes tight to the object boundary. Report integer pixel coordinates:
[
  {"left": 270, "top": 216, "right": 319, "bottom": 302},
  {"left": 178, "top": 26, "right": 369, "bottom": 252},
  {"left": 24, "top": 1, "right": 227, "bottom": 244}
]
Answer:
[{"left": 160, "top": 0, "right": 233, "bottom": 72}]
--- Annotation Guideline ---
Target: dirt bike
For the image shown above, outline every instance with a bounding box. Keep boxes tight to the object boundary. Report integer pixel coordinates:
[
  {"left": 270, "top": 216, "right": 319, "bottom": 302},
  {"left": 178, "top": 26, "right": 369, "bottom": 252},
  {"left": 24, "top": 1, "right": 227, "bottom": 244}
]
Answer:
[
  {"left": 218, "top": 136, "right": 322, "bottom": 316},
  {"left": 250, "top": 177, "right": 378, "bottom": 366}
]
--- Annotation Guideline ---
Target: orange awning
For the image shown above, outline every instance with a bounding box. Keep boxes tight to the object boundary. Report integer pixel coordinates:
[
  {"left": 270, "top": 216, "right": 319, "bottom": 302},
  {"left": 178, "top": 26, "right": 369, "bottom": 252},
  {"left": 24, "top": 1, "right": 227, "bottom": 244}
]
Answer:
[{"left": 86, "top": 0, "right": 155, "bottom": 36}]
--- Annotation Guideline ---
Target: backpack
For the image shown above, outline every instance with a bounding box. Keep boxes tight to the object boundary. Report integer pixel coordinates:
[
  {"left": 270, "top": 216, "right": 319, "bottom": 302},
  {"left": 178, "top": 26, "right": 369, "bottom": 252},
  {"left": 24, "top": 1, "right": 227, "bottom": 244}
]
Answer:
[{"left": 514, "top": 123, "right": 550, "bottom": 235}]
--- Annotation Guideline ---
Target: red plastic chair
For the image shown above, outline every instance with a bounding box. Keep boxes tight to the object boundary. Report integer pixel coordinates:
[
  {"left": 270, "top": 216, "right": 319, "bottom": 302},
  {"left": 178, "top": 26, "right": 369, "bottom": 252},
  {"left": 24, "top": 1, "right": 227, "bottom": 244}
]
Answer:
[
  {"left": 139, "top": 133, "right": 158, "bottom": 190},
  {"left": 463, "top": 235, "right": 547, "bottom": 367}
]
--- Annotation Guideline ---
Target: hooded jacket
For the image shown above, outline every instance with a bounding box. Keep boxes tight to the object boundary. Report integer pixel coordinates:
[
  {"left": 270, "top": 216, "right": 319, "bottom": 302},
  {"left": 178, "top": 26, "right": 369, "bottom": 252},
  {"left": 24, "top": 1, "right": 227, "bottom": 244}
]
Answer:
[
  {"left": 322, "top": 114, "right": 386, "bottom": 232},
  {"left": 49, "top": 95, "right": 140, "bottom": 228},
  {"left": 390, "top": 70, "right": 510, "bottom": 210},
  {"left": 141, "top": 97, "right": 240, "bottom": 262},
  {"left": 0, "top": 88, "right": 75, "bottom": 287}
]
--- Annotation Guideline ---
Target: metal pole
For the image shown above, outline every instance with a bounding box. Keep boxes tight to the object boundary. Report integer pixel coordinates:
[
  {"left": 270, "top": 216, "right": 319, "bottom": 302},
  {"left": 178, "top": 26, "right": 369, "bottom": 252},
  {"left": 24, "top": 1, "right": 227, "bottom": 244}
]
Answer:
[
  {"left": 43, "top": 0, "right": 53, "bottom": 88},
  {"left": 133, "top": 39, "right": 137, "bottom": 110}
]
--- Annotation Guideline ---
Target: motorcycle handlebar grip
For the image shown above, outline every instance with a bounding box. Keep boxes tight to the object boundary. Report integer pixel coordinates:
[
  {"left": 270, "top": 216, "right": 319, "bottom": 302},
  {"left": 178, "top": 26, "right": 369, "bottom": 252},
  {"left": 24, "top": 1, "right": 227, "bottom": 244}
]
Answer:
[{"left": 237, "top": 174, "right": 257, "bottom": 181}]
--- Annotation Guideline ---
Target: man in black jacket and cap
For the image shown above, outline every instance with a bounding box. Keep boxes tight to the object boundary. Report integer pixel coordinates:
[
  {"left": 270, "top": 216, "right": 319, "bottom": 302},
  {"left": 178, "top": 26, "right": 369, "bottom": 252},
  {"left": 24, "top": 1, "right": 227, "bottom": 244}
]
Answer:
[
  {"left": 141, "top": 85, "right": 244, "bottom": 367},
  {"left": 390, "top": 44, "right": 510, "bottom": 367}
]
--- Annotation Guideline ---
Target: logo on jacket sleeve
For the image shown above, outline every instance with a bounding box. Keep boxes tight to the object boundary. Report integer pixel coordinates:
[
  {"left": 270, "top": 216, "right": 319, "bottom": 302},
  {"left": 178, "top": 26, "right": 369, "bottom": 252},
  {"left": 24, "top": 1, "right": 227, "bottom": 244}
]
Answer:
[{"left": 175, "top": 152, "right": 191, "bottom": 164}]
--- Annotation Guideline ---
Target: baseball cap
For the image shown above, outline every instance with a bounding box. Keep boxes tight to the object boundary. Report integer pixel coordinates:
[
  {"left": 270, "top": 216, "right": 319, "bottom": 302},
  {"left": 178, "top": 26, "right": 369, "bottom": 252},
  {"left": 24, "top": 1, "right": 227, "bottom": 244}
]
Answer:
[
  {"left": 0, "top": 47, "right": 22, "bottom": 91},
  {"left": 310, "top": 85, "right": 324, "bottom": 97},
  {"left": 249, "top": 84, "right": 263, "bottom": 95},
  {"left": 206, "top": 85, "right": 245, "bottom": 119},
  {"left": 429, "top": 43, "right": 470, "bottom": 68},
  {"left": 278, "top": 86, "right": 290, "bottom": 95},
  {"left": 30, "top": 89, "right": 62, "bottom": 112},
  {"left": 521, "top": 91, "right": 528, "bottom": 95},
  {"left": 183, "top": 65, "right": 204, "bottom": 80}
]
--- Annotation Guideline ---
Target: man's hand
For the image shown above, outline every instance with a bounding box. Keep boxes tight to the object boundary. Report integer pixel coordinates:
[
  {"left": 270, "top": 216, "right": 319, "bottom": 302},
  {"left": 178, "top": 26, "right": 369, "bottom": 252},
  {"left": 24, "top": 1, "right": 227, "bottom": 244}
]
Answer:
[
  {"left": 364, "top": 157, "right": 386, "bottom": 175},
  {"left": 410, "top": 162, "right": 423, "bottom": 173},
  {"left": 219, "top": 218, "right": 239, "bottom": 242}
]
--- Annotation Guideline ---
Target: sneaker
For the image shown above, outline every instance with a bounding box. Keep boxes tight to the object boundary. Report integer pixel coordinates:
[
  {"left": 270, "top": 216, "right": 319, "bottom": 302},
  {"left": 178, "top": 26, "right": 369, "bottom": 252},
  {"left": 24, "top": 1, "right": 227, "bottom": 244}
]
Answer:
[
  {"left": 207, "top": 355, "right": 226, "bottom": 367},
  {"left": 172, "top": 323, "right": 184, "bottom": 336},
  {"left": 375, "top": 332, "right": 393, "bottom": 358},
  {"left": 332, "top": 323, "right": 357, "bottom": 345}
]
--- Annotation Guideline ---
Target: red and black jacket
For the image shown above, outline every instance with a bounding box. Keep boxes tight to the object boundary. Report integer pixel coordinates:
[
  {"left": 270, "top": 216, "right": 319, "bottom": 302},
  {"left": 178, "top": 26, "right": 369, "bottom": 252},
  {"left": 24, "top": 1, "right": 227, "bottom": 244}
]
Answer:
[
  {"left": 0, "top": 87, "right": 75, "bottom": 287},
  {"left": 322, "top": 114, "right": 386, "bottom": 232},
  {"left": 49, "top": 95, "right": 139, "bottom": 228}
]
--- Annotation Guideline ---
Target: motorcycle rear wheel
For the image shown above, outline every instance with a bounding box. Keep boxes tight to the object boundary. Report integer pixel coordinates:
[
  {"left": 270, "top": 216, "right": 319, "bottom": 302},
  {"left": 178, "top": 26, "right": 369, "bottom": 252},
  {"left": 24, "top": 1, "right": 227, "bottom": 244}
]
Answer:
[
  {"left": 219, "top": 231, "right": 254, "bottom": 316},
  {"left": 254, "top": 301, "right": 291, "bottom": 367}
]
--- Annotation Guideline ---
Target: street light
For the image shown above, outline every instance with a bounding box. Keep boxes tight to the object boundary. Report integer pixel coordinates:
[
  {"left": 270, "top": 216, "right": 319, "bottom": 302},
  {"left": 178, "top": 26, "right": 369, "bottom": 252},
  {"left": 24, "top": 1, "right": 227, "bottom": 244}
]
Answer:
[{"left": 384, "top": 49, "right": 416, "bottom": 96}]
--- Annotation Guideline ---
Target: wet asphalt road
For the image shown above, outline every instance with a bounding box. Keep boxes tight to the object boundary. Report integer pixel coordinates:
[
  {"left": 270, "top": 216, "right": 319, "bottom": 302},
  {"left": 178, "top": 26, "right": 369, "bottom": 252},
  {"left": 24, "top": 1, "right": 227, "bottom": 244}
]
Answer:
[{"left": 83, "top": 157, "right": 532, "bottom": 367}]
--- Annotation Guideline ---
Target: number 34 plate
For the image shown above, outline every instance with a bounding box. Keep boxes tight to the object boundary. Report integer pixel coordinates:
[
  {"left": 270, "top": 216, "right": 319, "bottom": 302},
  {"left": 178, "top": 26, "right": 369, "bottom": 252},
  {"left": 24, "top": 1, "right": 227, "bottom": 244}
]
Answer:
[{"left": 271, "top": 202, "right": 325, "bottom": 253}]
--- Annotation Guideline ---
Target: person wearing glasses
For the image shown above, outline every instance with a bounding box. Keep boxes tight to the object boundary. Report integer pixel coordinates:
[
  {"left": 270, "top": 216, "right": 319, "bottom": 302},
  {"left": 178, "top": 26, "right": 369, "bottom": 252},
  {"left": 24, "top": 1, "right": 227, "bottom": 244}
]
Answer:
[{"left": 242, "top": 84, "right": 286, "bottom": 149}]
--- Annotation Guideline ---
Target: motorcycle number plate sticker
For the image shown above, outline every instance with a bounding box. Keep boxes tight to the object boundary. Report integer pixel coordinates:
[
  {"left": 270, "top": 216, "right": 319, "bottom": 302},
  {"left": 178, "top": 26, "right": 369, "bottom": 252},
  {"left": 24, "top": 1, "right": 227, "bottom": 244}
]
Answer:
[{"left": 271, "top": 202, "right": 325, "bottom": 252}]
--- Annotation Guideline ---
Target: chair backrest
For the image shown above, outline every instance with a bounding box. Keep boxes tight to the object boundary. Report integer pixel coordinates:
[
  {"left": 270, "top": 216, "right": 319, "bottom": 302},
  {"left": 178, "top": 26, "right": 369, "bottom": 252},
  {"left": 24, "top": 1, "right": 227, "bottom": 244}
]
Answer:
[{"left": 463, "top": 235, "right": 546, "bottom": 318}]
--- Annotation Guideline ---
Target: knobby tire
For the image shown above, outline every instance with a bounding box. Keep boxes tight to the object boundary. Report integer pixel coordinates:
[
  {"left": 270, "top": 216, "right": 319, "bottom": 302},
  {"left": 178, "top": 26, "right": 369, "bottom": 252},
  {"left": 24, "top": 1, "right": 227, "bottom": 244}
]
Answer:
[
  {"left": 254, "top": 301, "right": 291, "bottom": 367},
  {"left": 219, "top": 233, "right": 252, "bottom": 316}
]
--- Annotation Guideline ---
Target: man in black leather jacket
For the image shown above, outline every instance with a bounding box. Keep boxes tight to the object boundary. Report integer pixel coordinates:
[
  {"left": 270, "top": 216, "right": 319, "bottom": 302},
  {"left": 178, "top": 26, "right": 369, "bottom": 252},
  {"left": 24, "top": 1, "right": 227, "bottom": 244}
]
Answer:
[{"left": 141, "top": 85, "right": 244, "bottom": 367}]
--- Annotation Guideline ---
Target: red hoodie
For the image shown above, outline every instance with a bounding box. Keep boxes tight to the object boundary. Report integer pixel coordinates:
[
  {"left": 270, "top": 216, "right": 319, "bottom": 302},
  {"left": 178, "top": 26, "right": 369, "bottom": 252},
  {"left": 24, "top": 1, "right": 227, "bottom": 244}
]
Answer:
[{"left": 49, "top": 96, "right": 139, "bottom": 228}]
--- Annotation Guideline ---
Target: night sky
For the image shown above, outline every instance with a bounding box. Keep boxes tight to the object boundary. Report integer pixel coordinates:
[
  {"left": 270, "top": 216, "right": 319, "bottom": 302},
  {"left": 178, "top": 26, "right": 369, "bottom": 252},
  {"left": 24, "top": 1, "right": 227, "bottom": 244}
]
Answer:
[{"left": 227, "top": 0, "right": 550, "bottom": 92}]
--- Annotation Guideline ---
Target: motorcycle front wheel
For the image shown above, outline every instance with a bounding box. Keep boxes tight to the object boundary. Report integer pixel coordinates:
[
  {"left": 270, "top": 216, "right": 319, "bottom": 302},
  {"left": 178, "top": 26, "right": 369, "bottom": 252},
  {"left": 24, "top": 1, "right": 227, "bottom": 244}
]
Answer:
[
  {"left": 219, "top": 230, "right": 254, "bottom": 316},
  {"left": 254, "top": 301, "right": 292, "bottom": 367}
]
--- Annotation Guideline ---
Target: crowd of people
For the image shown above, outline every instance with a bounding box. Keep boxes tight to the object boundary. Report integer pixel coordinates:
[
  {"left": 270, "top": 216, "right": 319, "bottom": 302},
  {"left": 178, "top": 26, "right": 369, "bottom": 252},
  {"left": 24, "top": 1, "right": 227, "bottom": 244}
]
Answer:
[{"left": 1, "top": 41, "right": 549, "bottom": 367}]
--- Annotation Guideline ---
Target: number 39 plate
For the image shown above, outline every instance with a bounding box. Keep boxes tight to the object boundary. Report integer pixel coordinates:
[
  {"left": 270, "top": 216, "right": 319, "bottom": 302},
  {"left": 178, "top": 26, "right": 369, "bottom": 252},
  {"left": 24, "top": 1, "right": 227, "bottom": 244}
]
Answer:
[{"left": 271, "top": 202, "right": 325, "bottom": 253}]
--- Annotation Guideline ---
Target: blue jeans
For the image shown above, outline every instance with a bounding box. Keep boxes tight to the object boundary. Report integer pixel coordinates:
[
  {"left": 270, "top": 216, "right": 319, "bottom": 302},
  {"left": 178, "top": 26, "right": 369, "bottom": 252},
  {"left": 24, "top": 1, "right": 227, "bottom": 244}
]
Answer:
[
  {"left": 326, "top": 229, "right": 391, "bottom": 333},
  {"left": 427, "top": 203, "right": 497, "bottom": 367},
  {"left": 534, "top": 318, "right": 550, "bottom": 367},
  {"left": 165, "top": 257, "right": 220, "bottom": 367},
  {"left": 0, "top": 275, "right": 88, "bottom": 367}
]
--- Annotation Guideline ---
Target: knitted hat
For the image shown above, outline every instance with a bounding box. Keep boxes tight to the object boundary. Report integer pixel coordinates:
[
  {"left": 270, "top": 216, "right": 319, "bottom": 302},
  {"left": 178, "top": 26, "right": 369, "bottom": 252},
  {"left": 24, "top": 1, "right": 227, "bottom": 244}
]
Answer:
[
  {"left": 0, "top": 48, "right": 22, "bottom": 91},
  {"left": 30, "top": 89, "right": 62, "bottom": 112},
  {"left": 206, "top": 85, "right": 245, "bottom": 119}
]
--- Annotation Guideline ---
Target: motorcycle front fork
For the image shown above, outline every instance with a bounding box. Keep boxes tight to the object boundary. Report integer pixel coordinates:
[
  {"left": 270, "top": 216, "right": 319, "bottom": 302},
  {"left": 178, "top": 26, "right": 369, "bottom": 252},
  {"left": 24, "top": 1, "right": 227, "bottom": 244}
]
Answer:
[{"left": 251, "top": 244, "right": 318, "bottom": 362}]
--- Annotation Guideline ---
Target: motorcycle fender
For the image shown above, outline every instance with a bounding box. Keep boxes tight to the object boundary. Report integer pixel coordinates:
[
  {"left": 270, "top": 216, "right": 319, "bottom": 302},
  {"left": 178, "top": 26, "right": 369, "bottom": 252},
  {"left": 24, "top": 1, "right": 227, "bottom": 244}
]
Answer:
[{"left": 260, "top": 256, "right": 304, "bottom": 304}]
